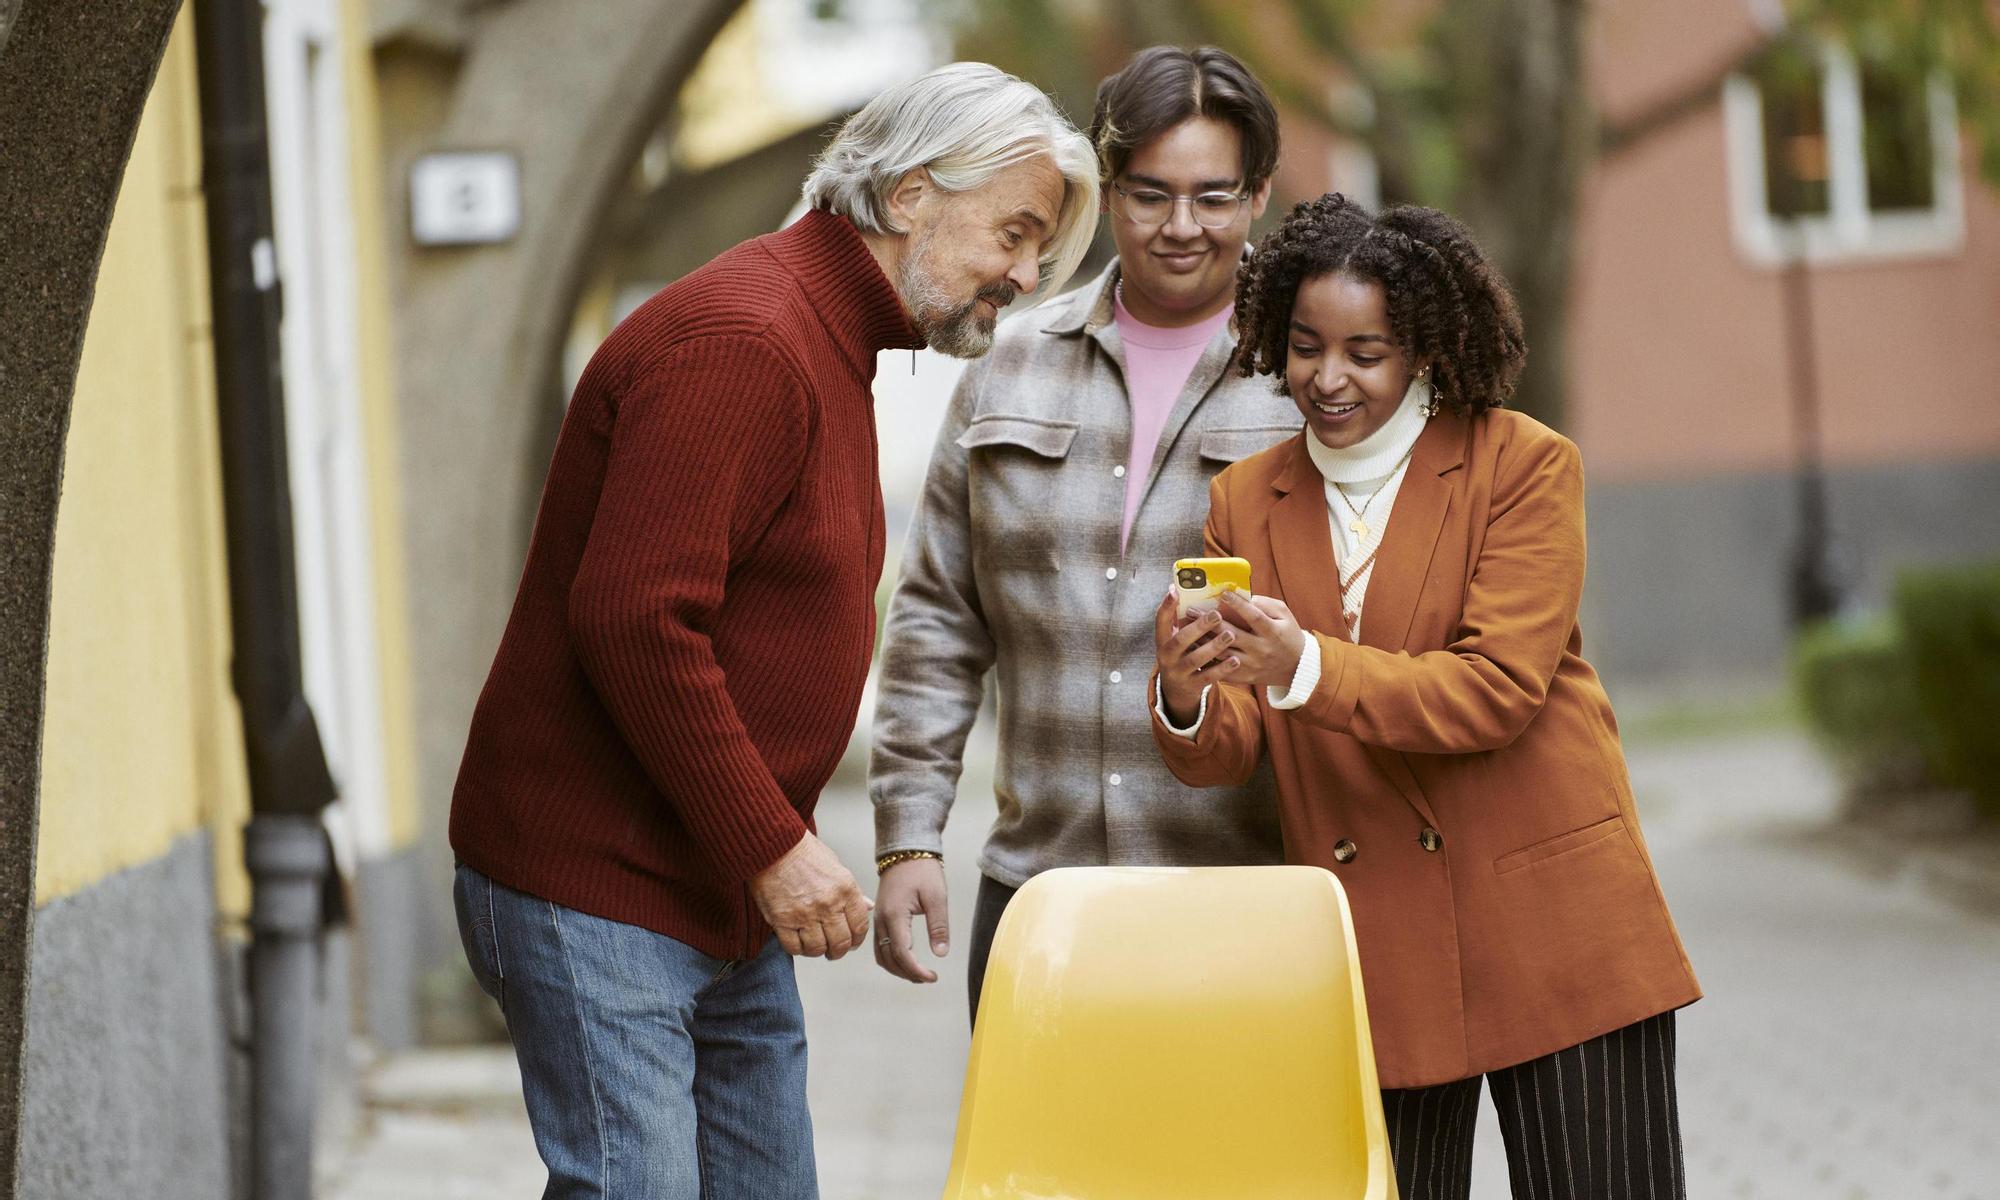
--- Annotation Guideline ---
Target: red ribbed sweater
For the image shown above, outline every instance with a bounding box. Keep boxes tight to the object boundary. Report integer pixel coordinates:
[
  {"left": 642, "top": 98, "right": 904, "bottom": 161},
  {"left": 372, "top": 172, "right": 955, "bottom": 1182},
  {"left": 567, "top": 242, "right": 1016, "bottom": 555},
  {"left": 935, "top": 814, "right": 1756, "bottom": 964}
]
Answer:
[{"left": 449, "top": 210, "right": 921, "bottom": 959}]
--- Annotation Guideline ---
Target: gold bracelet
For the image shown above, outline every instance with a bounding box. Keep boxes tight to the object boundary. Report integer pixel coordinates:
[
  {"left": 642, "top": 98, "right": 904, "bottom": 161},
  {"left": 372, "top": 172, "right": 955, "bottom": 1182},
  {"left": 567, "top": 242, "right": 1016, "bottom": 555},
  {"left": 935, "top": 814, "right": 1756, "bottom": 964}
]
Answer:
[{"left": 875, "top": 849, "right": 942, "bottom": 875}]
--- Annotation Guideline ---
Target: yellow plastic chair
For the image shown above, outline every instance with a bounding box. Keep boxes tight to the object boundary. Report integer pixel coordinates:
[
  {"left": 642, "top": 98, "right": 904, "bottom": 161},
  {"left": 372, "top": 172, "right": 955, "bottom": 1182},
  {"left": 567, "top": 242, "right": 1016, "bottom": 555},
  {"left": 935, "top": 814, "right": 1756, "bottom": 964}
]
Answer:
[{"left": 942, "top": 866, "right": 1396, "bottom": 1200}]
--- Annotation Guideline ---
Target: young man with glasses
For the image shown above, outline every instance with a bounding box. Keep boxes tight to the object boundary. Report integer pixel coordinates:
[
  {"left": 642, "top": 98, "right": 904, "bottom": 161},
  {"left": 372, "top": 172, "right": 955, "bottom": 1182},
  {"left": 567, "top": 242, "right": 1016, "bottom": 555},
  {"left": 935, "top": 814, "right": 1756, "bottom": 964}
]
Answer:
[{"left": 868, "top": 46, "right": 1298, "bottom": 1019}]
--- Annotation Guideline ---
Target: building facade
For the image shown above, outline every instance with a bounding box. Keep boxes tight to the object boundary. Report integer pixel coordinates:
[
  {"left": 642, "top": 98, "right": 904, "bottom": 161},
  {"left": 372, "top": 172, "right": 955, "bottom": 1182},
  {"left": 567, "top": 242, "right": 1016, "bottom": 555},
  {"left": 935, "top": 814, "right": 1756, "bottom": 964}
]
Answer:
[
  {"left": 1572, "top": 0, "right": 2000, "bottom": 686},
  {"left": 20, "top": 2, "right": 423, "bottom": 1194}
]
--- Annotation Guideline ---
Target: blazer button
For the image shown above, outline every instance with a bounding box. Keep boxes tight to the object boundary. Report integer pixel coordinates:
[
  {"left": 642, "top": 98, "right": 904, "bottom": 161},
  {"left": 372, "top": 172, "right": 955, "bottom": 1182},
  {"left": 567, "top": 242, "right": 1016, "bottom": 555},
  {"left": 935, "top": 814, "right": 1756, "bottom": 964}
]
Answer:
[
  {"left": 1419, "top": 828, "right": 1444, "bottom": 852},
  {"left": 1333, "top": 839, "right": 1358, "bottom": 864}
]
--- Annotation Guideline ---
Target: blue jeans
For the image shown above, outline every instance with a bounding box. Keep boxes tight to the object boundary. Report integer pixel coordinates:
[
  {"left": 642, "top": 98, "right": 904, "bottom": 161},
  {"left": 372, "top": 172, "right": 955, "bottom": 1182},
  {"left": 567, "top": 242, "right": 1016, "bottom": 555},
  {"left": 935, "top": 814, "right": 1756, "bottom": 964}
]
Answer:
[{"left": 454, "top": 864, "right": 818, "bottom": 1199}]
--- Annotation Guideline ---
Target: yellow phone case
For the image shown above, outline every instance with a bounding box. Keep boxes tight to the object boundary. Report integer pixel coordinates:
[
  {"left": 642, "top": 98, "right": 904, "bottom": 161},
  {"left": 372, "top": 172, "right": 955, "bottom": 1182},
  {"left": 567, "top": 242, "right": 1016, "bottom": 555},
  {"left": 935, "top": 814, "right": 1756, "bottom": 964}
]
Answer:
[{"left": 1174, "top": 556, "right": 1253, "bottom": 619}]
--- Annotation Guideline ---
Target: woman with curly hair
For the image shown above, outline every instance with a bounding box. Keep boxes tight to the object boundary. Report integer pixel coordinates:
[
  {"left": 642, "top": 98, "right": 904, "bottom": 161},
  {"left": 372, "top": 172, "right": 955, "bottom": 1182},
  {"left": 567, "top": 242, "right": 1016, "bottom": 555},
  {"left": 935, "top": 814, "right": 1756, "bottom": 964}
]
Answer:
[{"left": 1149, "top": 194, "right": 1700, "bottom": 1200}]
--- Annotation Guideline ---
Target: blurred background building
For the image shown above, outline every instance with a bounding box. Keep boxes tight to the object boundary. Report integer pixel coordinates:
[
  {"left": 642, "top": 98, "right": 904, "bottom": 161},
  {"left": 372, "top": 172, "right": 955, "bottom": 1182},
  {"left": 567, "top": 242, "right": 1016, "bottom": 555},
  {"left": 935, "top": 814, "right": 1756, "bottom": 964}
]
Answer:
[
  {"left": 1576, "top": 0, "right": 2000, "bottom": 683},
  {"left": 2, "top": 0, "right": 1995, "bottom": 1196}
]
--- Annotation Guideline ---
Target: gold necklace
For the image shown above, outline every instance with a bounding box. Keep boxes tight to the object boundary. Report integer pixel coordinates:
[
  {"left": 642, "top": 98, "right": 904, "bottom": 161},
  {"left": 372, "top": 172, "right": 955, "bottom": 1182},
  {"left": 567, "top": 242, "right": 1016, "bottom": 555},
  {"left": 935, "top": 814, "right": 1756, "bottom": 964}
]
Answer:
[{"left": 1330, "top": 441, "right": 1418, "bottom": 542}]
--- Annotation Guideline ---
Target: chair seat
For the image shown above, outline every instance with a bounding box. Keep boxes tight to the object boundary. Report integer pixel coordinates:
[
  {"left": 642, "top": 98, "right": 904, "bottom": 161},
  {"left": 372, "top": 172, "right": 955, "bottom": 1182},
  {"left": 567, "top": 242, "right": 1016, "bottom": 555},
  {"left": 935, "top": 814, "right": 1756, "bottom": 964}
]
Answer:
[{"left": 942, "top": 866, "right": 1396, "bottom": 1199}]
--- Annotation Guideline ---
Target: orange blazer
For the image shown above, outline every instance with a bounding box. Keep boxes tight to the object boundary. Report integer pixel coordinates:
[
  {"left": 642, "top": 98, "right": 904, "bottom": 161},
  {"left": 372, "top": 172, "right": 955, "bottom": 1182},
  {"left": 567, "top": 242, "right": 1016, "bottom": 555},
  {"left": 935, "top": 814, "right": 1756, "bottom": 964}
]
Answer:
[{"left": 1152, "top": 408, "right": 1700, "bottom": 1089}]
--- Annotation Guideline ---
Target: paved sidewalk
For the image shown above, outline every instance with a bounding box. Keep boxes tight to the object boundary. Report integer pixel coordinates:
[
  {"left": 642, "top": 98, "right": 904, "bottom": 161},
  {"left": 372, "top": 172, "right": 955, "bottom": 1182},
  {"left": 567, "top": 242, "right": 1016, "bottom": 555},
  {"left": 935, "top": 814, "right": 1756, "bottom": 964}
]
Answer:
[
  {"left": 322, "top": 727, "right": 2000, "bottom": 1199},
  {"left": 318, "top": 1051, "right": 543, "bottom": 1199}
]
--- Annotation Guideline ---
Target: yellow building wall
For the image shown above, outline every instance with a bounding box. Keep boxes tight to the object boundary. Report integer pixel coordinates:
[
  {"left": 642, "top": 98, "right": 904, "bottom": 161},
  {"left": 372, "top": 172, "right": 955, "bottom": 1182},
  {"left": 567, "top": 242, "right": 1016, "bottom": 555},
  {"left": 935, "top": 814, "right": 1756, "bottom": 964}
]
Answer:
[
  {"left": 36, "top": 12, "right": 253, "bottom": 909},
  {"left": 340, "top": 0, "right": 424, "bottom": 853},
  {"left": 39, "top": 0, "right": 425, "bottom": 908}
]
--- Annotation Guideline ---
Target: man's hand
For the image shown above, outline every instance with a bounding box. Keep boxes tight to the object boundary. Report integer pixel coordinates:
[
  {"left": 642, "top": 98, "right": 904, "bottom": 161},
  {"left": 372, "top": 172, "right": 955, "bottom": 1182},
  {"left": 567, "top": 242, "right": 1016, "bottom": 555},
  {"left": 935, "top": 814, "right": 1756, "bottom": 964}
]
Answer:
[
  {"left": 873, "top": 857, "right": 950, "bottom": 983},
  {"left": 1209, "top": 590, "right": 1308, "bottom": 689},
  {"left": 750, "top": 833, "right": 873, "bottom": 960}
]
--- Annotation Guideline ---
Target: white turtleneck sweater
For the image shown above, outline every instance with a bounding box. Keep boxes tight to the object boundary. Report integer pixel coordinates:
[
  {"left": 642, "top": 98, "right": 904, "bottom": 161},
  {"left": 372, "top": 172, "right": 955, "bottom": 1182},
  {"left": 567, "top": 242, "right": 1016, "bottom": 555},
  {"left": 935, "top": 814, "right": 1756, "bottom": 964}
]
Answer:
[
  {"left": 1159, "top": 378, "right": 1432, "bottom": 736},
  {"left": 1303, "top": 378, "right": 1432, "bottom": 641}
]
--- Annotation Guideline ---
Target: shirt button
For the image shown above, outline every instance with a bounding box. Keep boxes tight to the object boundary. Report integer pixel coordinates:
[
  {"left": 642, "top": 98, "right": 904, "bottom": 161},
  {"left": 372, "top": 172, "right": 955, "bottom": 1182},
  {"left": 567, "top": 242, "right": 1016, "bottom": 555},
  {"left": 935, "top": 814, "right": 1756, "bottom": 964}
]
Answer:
[
  {"left": 1105, "top": 567, "right": 1119, "bottom": 580},
  {"left": 1109, "top": 773, "right": 1123, "bottom": 786},
  {"left": 1113, "top": 465, "right": 1127, "bottom": 478},
  {"left": 1332, "top": 838, "right": 1358, "bottom": 864},
  {"left": 1108, "top": 670, "right": 1123, "bottom": 683},
  {"left": 1419, "top": 828, "right": 1444, "bottom": 852}
]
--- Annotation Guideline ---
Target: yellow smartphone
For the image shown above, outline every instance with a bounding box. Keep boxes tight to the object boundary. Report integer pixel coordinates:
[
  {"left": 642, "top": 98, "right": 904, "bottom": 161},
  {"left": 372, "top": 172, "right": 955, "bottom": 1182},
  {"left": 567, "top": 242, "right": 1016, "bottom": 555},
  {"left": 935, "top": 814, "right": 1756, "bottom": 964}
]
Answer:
[{"left": 1174, "top": 557, "right": 1253, "bottom": 620}]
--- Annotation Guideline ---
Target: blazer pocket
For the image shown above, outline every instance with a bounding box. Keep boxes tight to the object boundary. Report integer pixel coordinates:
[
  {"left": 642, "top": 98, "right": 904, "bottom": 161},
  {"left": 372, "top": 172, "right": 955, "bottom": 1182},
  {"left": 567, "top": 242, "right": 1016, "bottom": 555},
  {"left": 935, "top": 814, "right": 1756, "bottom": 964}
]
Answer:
[
  {"left": 1198, "top": 425, "right": 1299, "bottom": 465},
  {"left": 1494, "top": 814, "right": 1626, "bottom": 875},
  {"left": 957, "top": 413, "right": 1080, "bottom": 459}
]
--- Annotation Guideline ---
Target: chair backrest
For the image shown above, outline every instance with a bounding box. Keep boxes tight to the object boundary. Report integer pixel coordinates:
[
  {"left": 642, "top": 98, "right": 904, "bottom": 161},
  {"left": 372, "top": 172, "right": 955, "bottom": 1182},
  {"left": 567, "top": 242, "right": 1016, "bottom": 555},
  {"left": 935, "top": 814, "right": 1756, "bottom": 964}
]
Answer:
[{"left": 942, "top": 866, "right": 1396, "bottom": 1199}]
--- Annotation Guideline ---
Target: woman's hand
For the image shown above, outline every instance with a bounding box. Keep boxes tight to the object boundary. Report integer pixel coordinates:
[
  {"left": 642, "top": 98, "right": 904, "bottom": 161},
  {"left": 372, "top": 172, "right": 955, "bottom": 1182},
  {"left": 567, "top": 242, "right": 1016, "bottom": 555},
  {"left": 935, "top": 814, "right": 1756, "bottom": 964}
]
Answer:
[
  {"left": 1153, "top": 588, "right": 1236, "bottom": 726},
  {"left": 1209, "top": 590, "right": 1308, "bottom": 690}
]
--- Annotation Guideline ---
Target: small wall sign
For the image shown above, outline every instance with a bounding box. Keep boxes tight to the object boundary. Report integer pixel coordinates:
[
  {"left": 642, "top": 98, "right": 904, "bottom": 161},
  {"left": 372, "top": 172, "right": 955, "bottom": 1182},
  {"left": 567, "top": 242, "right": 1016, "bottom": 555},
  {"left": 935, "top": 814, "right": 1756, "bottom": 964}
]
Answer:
[{"left": 410, "top": 150, "right": 522, "bottom": 246}]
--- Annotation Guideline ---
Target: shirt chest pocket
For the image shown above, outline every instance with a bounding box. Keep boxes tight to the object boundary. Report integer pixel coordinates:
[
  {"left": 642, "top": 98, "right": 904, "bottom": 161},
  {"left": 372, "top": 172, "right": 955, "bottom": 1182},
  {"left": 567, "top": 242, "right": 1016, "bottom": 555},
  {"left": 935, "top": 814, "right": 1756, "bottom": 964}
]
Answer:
[
  {"left": 959, "top": 413, "right": 1080, "bottom": 573},
  {"left": 1196, "top": 424, "right": 1299, "bottom": 469}
]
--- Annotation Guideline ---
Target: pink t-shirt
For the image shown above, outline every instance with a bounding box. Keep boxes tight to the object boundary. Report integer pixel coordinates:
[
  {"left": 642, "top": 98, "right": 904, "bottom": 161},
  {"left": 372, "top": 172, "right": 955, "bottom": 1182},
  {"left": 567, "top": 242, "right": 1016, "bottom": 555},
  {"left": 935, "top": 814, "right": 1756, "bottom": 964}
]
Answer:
[{"left": 1113, "top": 290, "right": 1235, "bottom": 550}]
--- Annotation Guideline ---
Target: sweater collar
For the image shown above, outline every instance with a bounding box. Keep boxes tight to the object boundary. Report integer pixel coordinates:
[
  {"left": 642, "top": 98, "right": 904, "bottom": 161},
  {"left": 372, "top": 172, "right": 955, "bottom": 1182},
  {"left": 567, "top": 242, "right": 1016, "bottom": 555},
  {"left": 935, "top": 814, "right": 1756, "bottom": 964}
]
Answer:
[
  {"left": 767, "top": 209, "right": 924, "bottom": 381},
  {"left": 1304, "top": 377, "right": 1433, "bottom": 484}
]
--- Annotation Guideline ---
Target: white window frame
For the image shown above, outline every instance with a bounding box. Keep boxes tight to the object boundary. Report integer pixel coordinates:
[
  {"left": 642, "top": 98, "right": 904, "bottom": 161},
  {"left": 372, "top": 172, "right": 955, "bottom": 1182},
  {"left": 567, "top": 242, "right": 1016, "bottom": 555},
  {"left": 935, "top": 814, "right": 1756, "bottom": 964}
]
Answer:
[
  {"left": 1723, "top": 40, "right": 1965, "bottom": 266},
  {"left": 1324, "top": 81, "right": 1382, "bottom": 214},
  {"left": 1329, "top": 143, "right": 1382, "bottom": 216},
  {"left": 263, "top": 0, "right": 396, "bottom": 872}
]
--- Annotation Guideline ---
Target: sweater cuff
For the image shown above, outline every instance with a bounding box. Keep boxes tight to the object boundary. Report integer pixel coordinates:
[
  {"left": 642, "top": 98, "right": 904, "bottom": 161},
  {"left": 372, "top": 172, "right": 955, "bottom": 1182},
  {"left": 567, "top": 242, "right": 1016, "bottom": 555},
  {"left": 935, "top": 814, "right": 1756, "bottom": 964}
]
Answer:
[
  {"left": 716, "top": 810, "right": 812, "bottom": 883},
  {"left": 1299, "top": 632, "right": 1362, "bottom": 732},
  {"left": 1154, "top": 676, "right": 1211, "bottom": 739},
  {"left": 1266, "top": 635, "right": 1322, "bottom": 710}
]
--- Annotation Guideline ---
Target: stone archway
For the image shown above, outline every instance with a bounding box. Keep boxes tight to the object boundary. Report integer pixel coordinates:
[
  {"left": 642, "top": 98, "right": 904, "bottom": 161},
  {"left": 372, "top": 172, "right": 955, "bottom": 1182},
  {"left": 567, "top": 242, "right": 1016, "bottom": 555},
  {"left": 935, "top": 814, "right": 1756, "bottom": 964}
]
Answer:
[
  {"left": 0, "top": 1, "right": 188, "bottom": 1189},
  {"left": 601, "top": 117, "right": 840, "bottom": 297}
]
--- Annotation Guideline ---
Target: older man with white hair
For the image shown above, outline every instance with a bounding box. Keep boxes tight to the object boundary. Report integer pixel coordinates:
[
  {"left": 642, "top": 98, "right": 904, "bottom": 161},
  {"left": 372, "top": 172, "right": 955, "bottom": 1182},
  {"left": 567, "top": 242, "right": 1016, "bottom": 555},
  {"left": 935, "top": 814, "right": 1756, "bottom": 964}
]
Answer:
[{"left": 447, "top": 63, "right": 1096, "bottom": 1199}]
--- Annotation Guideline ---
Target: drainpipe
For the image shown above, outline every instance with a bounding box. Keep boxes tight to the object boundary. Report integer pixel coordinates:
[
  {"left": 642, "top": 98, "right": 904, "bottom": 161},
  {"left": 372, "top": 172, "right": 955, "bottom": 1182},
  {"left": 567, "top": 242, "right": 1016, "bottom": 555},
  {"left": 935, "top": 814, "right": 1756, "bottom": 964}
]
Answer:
[{"left": 190, "top": 3, "right": 340, "bottom": 1199}]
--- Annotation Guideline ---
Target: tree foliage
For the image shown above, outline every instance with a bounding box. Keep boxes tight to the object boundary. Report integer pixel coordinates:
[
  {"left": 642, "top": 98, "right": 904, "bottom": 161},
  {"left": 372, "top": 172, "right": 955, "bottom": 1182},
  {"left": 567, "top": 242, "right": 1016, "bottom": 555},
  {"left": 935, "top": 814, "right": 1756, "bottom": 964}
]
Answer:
[{"left": 922, "top": 0, "right": 1999, "bottom": 428}]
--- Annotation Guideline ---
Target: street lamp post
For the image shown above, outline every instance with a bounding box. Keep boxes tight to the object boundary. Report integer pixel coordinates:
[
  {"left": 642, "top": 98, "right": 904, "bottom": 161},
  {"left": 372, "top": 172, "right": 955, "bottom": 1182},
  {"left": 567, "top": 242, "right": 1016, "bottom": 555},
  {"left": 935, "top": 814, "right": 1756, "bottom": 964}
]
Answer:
[{"left": 1780, "top": 224, "right": 1843, "bottom": 627}]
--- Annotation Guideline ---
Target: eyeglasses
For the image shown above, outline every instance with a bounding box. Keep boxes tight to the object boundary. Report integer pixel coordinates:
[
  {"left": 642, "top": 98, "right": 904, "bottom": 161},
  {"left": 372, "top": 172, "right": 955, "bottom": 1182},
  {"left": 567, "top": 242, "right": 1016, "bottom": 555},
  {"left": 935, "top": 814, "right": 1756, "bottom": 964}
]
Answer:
[{"left": 1111, "top": 182, "right": 1251, "bottom": 229}]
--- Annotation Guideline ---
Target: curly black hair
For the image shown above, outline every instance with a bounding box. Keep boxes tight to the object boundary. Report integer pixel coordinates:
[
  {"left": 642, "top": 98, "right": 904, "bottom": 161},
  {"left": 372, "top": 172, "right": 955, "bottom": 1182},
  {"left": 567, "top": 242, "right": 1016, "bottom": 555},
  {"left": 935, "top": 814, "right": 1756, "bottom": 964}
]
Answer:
[{"left": 1234, "top": 193, "right": 1527, "bottom": 414}]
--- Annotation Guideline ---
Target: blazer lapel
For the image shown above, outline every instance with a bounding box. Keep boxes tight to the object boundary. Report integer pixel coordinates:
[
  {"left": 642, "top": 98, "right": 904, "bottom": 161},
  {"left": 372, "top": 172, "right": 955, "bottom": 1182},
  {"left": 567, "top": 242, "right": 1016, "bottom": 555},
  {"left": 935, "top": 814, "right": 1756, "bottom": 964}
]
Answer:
[
  {"left": 1354, "top": 415, "right": 1466, "bottom": 832},
  {"left": 1264, "top": 420, "right": 1462, "bottom": 835},
  {"left": 1358, "top": 414, "right": 1465, "bottom": 653},
  {"left": 1265, "top": 436, "right": 1348, "bottom": 643}
]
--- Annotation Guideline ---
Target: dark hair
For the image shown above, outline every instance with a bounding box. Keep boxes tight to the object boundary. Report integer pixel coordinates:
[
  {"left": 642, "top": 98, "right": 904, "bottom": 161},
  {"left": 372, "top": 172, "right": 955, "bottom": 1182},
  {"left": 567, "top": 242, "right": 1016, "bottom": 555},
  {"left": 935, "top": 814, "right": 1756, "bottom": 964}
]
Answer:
[
  {"left": 1089, "top": 46, "right": 1280, "bottom": 188},
  {"left": 1234, "top": 193, "right": 1527, "bottom": 414}
]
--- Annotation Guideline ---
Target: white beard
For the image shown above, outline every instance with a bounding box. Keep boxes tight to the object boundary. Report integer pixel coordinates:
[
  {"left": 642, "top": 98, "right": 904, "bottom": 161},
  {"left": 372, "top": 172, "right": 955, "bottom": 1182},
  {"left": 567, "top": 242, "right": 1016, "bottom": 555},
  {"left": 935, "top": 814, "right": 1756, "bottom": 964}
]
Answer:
[{"left": 898, "top": 227, "right": 1001, "bottom": 359}]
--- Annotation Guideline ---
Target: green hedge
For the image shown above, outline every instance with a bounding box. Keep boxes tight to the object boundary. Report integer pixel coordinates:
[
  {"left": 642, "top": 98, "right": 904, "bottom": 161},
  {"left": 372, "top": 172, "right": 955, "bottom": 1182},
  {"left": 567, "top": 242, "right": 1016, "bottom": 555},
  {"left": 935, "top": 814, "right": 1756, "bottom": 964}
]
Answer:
[
  {"left": 1792, "top": 616, "right": 1930, "bottom": 801},
  {"left": 1896, "top": 562, "right": 2000, "bottom": 820},
  {"left": 1794, "top": 560, "right": 2000, "bottom": 820}
]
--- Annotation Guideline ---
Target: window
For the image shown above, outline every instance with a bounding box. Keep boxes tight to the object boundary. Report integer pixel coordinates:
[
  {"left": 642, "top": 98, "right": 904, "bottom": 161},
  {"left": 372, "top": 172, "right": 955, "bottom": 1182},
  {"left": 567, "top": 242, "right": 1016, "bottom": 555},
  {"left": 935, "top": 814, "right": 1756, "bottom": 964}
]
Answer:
[{"left": 1724, "top": 39, "right": 1963, "bottom": 264}]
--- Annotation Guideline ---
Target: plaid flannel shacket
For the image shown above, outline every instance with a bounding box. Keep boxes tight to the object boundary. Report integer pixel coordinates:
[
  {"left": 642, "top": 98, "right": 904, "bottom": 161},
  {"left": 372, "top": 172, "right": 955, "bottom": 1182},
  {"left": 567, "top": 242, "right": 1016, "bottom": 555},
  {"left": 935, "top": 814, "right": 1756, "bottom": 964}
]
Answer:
[{"left": 869, "top": 262, "right": 1301, "bottom": 885}]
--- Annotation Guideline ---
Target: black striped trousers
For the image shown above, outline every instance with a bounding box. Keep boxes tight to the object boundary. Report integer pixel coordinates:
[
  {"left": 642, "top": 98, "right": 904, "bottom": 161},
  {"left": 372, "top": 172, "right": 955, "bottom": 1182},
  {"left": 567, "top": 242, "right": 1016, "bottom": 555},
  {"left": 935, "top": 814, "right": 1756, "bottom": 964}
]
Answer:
[{"left": 1382, "top": 1011, "right": 1685, "bottom": 1200}]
